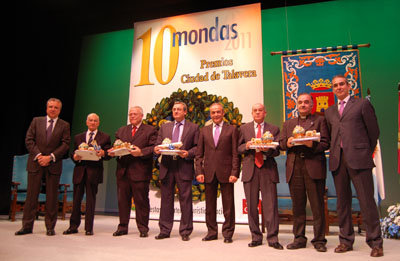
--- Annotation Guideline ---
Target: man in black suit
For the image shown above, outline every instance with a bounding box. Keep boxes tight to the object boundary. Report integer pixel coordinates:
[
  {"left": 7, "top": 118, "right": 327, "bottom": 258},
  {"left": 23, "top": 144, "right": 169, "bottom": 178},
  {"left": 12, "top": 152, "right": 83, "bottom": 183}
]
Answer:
[
  {"left": 15, "top": 98, "right": 71, "bottom": 236},
  {"left": 154, "top": 101, "right": 199, "bottom": 241},
  {"left": 280, "top": 94, "right": 329, "bottom": 252},
  {"left": 238, "top": 103, "right": 283, "bottom": 249},
  {"left": 325, "top": 75, "right": 383, "bottom": 257},
  {"left": 109, "top": 106, "right": 157, "bottom": 237},
  {"left": 63, "top": 113, "right": 111, "bottom": 236}
]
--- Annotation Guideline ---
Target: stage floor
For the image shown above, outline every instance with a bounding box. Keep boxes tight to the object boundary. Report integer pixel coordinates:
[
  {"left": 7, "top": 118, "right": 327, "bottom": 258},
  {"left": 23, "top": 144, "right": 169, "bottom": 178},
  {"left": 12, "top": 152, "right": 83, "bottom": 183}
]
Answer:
[{"left": 0, "top": 214, "right": 397, "bottom": 260}]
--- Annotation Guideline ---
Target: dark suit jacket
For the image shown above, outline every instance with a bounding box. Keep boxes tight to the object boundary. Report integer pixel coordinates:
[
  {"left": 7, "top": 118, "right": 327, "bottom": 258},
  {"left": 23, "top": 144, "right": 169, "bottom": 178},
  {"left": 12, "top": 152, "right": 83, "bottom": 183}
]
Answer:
[
  {"left": 25, "top": 116, "right": 71, "bottom": 175},
  {"left": 238, "top": 121, "right": 280, "bottom": 183},
  {"left": 325, "top": 97, "right": 379, "bottom": 171},
  {"left": 115, "top": 124, "right": 157, "bottom": 181},
  {"left": 279, "top": 114, "right": 329, "bottom": 182},
  {"left": 157, "top": 120, "right": 199, "bottom": 181},
  {"left": 195, "top": 123, "right": 240, "bottom": 183},
  {"left": 72, "top": 131, "right": 112, "bottom": 184}
]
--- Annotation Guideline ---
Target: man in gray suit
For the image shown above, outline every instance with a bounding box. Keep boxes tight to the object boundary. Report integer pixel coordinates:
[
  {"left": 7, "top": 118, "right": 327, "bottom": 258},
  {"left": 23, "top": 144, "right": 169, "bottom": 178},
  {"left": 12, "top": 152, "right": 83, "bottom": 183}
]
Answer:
[
  {"left": 325, "top": 75, "right": 383, "bottom": 257},
  {"left": 279, "top": 94, "right": 329, "bottom": 252},
  {"left": 154, "top": 101, "right": 199, "bottom": 241},
  {"left": 238, "top": 103, "right": 283, "bottom": 250},
  {"left": 15, "top": 98, "right": 71, "bottom": 236}
]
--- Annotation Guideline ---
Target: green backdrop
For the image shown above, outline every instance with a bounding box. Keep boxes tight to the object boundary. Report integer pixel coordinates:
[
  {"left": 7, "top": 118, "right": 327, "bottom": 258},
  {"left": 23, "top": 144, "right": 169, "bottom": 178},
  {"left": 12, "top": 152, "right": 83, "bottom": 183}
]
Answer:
[{"left": 72, "top": 0, "right": 400, "bottom": 213}]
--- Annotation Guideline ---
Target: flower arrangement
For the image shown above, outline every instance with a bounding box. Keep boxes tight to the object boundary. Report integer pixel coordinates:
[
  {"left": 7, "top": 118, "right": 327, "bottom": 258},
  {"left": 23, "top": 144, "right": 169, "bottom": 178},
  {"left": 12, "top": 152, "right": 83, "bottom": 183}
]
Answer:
[{"left": 380, "top": 203, "right": 400, "bottom": 239}]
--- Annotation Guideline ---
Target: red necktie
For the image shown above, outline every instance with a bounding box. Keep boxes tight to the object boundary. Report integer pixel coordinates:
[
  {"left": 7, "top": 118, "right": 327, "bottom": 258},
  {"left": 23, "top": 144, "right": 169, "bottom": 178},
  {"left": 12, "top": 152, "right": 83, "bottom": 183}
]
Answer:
[
  {"left": 255, "top": 124, "right": 263, "bottom": 168},
  {"left": 131, "top": 126, "right": 137, "bottom": 137}
]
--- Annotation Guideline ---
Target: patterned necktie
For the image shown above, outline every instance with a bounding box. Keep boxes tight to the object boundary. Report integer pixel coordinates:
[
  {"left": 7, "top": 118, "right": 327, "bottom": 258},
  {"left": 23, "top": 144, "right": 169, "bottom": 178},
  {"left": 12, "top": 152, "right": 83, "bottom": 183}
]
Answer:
[
  {"left": 88, "top": 132, "right": 94, "bottom": 145},
  {"left": 172, "top": 122, "right": 182, "bottom": 143},
  {"left": 255, "top": 124, "right": 264, "bottom": 168},
  {"left": 46, "top": 119, "right": 54, "bottom": 143},
  {"left": 131, "top": 126, "right": 137, "bottom": 137},
  {"left": 339, "top": 100, "right": 346, "bottom": 117},
  {"left": 214, "top": 124, "right": 220, "bottom": 147}
]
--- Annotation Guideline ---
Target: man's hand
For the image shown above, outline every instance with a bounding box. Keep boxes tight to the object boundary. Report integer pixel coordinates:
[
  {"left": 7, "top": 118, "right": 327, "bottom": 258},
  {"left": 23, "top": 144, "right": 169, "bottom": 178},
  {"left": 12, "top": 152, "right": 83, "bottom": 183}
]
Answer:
[
  {"left": 38, "top": 155, "right": 52, "bottom": 166},
  {"left": 96, "top": 149, "right": 105, "bottom": 157},
  {"left": 229, "top": 175, "right": 238, "bottom": 183},
  {"left": 107, "top": 148, "right": 115, "bottom": 157},
  {"left": 196, "top": 174, "right": 205, "bottom": 183},
  {"left": 154, "top": 146, "right": 161, "bottom": 154},
  {"left": 287, "top": 137, "right": 294, "bottom": 148},
  {"left": 245, "top": 141, "right": 253, "bottom": 150},
  {"left": 130, "top": 146, "right": 143, "bottom": 157},
  {"left": 178, "top": 150, "right": 188, "bottom": 158},
  {"left": 73, "top": 153, "right": 82, "bottom": 161}
]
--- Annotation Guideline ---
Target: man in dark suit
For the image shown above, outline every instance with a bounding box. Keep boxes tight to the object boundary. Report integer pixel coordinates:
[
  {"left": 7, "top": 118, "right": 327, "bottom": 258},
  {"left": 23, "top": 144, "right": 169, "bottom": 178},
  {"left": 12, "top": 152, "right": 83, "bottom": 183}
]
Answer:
[
  {"left": 154, "top": 101, "right": 199, "bottom": 241},
  {"left": 279, "top": 94, "right": 329, "bottom": 252},
  {"left": 238, "top": 103, "right": 283, "bottom": 249},
  {"left": 16, "top": 98, "right": 71, "bottom": 236},
  {"left": 195, "top": 102, "right": 239, "bottom": 243},
  {"left": 63, "top": 113, "right": 111, "bottom": 236},
  {"left": 109, "top": 106, "right": 157, "bottom": 237},
  {"left": 325, "top": 75, "right": 383, "bottom": 257}
]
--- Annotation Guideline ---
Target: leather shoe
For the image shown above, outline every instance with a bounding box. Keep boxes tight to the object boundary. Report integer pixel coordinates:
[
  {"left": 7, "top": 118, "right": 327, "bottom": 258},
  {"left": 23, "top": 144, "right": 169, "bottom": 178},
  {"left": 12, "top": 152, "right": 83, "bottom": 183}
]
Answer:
[
  {"left": 314, "top": 243, "right": 327, "bottom": 252},
  {"left": 139, "top": 232, "right": 148, "bottom": 238},
  {"left": 202, "top": 235, "right": 217, "bottom": 241},
  {"left": 370, "top": 247, "right": 384, "bottom": 257},
  {"left": 269, "top": 242, "right": 284, "bottom": 250},
  {"left": 224, "top": 238, "right": 233, "bottom": 243},
  {"left": 181, "top": 235, "right": 190, "bottom": 241},
  {"left": 15, "top": 228, "right": 32, "bottom": 236},
  {"left": 248, "top": 241, "right": 262, "bottom": 247},
  {"left": 46, "top": 229, "right": 55, "bottom": 236},
  {"left": 63, "top": 228, "right": 78, "bottom": 235},
  {"left": 334, "top": 243, "right": 353, "bottom": 253},
  {"left": 155, "top": 233, "right": 170, "bottom": 240},
  {"left": 85, "top": 231, "right": 93, "bottom": 236},
  {"left": 113, "top": 230, "right": 128, "bottom": 236},
  {"left": 286, "top": 242, "right": 306, "bottom": 250}
]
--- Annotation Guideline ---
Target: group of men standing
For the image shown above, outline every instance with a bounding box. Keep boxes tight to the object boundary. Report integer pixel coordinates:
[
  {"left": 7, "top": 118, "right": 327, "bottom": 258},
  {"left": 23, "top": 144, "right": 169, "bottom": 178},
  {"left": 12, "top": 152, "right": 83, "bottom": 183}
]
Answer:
[{"left": 15, "top": 75, "right": 383, "bottom": 257}]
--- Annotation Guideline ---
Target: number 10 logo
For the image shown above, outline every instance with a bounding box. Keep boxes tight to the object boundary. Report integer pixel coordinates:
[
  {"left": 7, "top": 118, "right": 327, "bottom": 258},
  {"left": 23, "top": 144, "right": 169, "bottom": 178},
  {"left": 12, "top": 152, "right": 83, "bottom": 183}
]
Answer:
[{"left": 135, "top": 26, "right": 179, "bottom": 87}]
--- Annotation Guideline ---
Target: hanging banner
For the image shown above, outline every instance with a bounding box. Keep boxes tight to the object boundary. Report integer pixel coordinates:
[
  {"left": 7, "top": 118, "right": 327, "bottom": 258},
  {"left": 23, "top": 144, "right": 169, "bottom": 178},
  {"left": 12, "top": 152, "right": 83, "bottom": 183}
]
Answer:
[
  {"left": 129, "top": 3, "right": 264, "bottom": 223},
  {"left": 281, "top": 50, "right": 362, "bottom": 120}
]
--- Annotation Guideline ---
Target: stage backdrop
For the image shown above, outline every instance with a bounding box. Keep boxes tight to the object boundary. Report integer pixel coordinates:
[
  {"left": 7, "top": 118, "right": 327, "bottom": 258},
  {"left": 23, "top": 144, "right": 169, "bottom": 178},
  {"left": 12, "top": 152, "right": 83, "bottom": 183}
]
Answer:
[{"left": 128, "top": 3, "right": 264, "bottom": 223}]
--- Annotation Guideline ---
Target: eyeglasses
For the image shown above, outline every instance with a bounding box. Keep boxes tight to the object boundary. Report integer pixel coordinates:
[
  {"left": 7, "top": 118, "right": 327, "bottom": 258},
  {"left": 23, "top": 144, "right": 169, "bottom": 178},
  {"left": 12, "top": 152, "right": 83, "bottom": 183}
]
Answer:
[{"left": 332, "top": 81, "right": 347, "bottom": 88}]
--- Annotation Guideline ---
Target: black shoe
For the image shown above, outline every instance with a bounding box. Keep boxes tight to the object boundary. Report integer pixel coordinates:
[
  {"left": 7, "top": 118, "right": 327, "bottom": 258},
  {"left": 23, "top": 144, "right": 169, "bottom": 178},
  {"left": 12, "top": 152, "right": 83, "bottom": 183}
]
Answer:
[
  {"left": 224, "top": 238, "right": 233, "bottom": 243},
  {"left": 85, "top": 231, "right": 93, "bottom": 236},
  {"left": 63, "top": 228, "right": 78, "bottom": 235},
  {"left": 113, "top": 230, "right": 128, "bottom": 236},
  {"left": 314, "top": 243, "right": 327, "bottom": 252},
  {"left": 15, "top": 228, "right": 32, "bottom": 236},
  {"left": 181, "top": 235, "right": 190, "bottom": 241},
  {"left": 46, "top": 229, "right": 55, "bottom": 236},
  {"left": 140, "top": 232, "right": 148, "bottom": 238},
  {"left": 269, "top": 242, "right": 284, "bottom": 250},
  {"left": 155, "top": 233, "right": 170, "bottom": 240},
  {"left": 202, "top": 235, "right": 218, "bottom": 241},
  {"left": 287, "top": 242, "right": 307, "bottom": 250},
  {"left": 248, "top": 241, "right": 262, "bottom": 247}
]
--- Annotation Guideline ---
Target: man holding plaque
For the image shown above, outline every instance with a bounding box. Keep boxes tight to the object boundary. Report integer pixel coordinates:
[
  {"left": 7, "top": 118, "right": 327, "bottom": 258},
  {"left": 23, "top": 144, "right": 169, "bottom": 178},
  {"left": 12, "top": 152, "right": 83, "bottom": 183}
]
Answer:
[
  {"left": 63, "top": 113, "right": 111, "bottom": 236},
  {"left": 154, "top": 101, "right": 199, "bottom": 241},
  {"left": 109, "top": 106, "right": 157, "bottom": 237},
  {"left": 279, "top": 93, "right": 329, "bottom": 252},
  {"left": 238, "top": 103, "right": 283, "bottom": 249},
  {"left": 195, "top": 102, "right": 239, "bottom": 243}
]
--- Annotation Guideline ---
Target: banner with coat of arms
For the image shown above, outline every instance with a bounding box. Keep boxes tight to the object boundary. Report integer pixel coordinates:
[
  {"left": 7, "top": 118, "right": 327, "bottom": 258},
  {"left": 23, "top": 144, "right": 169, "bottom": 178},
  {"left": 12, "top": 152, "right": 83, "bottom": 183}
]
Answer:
[{"left": 281, "top": 50, "right": 362, "bottom": 120}]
